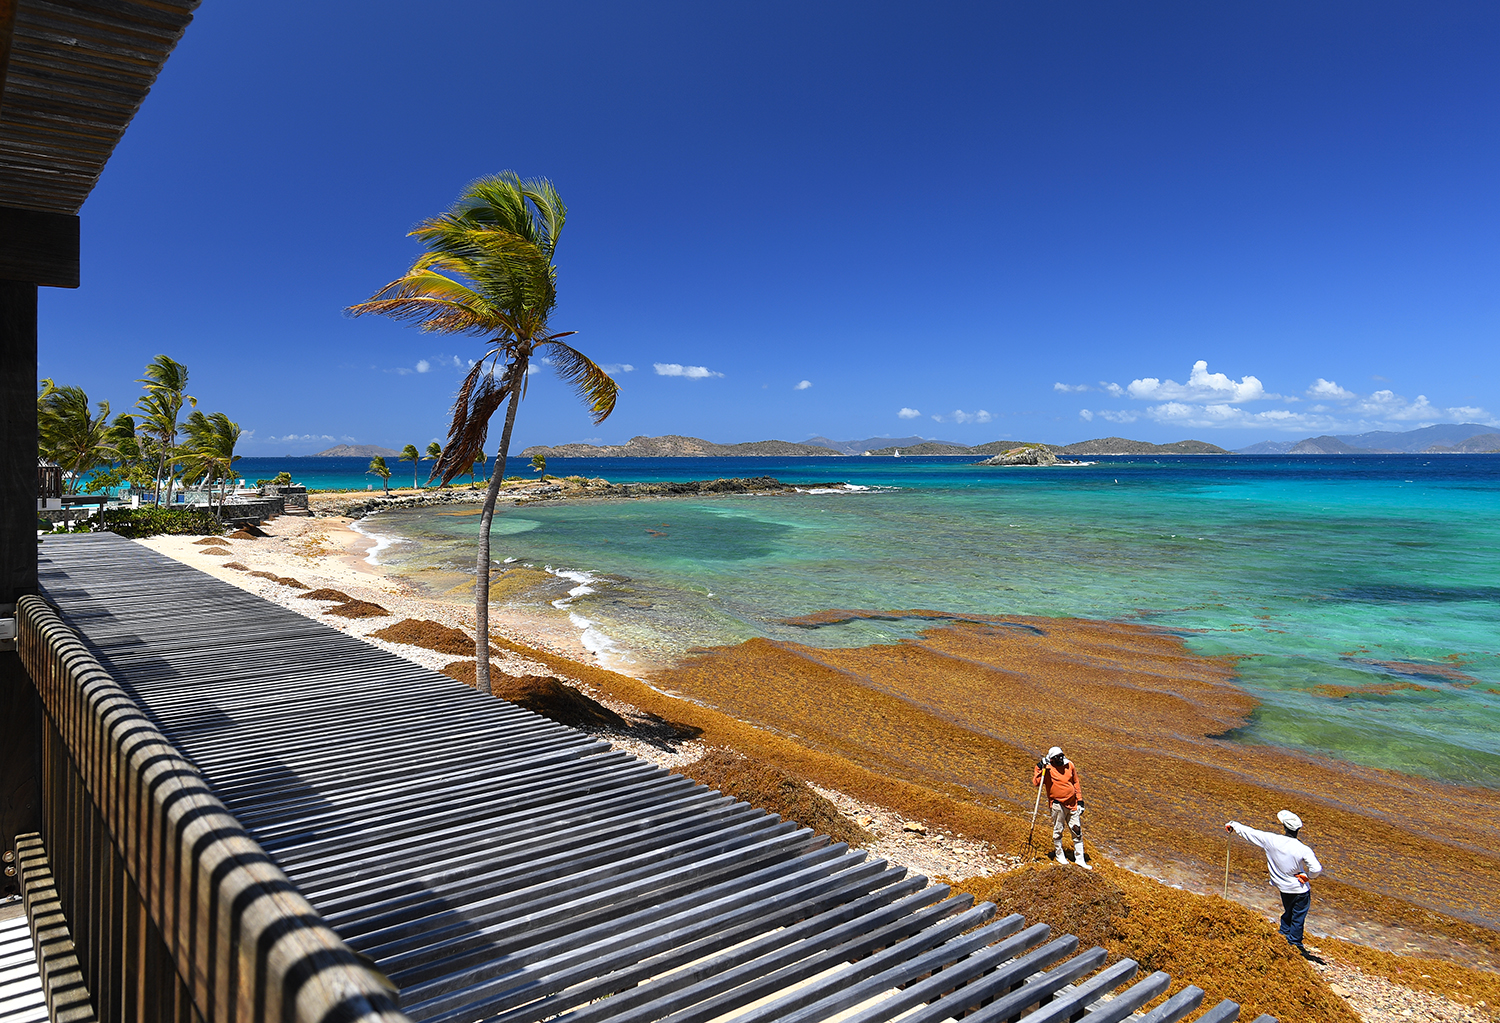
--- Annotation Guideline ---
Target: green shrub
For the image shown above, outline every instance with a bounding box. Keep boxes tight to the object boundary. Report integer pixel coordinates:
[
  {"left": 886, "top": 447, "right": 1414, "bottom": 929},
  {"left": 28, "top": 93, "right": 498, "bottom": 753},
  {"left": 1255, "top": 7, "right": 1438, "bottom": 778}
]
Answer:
[{"left": 100, "top": 506, "right": 223, "bottom": 539}]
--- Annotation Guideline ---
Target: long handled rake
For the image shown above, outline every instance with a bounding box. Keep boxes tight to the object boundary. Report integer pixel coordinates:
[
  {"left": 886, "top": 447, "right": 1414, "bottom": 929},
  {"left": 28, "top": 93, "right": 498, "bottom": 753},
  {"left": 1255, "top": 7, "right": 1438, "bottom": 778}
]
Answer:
[
  {"left": 1022, "top": 773, "right": 1045, "bottom": 859},
  {"left": 1224, "top": 831, "right": 1232, "bottom": 898}
]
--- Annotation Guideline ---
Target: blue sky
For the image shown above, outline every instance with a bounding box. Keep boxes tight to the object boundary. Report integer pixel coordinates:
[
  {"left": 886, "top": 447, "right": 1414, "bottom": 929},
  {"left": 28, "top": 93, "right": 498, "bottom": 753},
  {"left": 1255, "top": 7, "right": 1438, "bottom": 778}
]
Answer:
[{"left": 38, "top": 1, "right": 1500, "bottom": 453}]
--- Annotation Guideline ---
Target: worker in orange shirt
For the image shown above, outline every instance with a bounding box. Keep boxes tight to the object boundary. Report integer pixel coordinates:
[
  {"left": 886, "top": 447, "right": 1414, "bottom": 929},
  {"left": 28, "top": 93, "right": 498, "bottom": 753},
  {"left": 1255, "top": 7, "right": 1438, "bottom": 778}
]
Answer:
[{"left": 1033, "top": 746, "right": 1090, "bottom": 869}]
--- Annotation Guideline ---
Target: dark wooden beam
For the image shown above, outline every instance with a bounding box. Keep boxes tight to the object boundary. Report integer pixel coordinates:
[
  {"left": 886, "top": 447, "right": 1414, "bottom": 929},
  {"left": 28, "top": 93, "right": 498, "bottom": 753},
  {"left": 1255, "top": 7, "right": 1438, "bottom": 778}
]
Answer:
[
  {"left": 0, "top": 278, "right": 39, "bottom": 888},
  {"left": 0, "top": 206, "right": 79, "bottom": 287},
  {"left": 0, "top": 0, "right": 17, "bottom": 96}
]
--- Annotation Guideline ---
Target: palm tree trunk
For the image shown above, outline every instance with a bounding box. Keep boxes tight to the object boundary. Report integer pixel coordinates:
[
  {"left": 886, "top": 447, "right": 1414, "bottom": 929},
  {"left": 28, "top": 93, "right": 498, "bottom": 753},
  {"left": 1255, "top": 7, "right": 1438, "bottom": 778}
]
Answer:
[
  {"left": 155, "top": 449, "right": 168, "bottom": 506},
  {"left": 474, "top": 377, "right": 523, "bottom": 697}
]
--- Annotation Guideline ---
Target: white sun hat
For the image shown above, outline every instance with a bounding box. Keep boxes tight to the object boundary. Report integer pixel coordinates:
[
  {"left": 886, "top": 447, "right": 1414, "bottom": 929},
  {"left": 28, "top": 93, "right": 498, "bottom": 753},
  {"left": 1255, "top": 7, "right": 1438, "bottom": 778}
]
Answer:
[
  {"left": 1047, "top": 746, "right": 1064, "bottom": 759},
  {"left": 1277, "top": 810, "right": 1303, "bottom": 831}
]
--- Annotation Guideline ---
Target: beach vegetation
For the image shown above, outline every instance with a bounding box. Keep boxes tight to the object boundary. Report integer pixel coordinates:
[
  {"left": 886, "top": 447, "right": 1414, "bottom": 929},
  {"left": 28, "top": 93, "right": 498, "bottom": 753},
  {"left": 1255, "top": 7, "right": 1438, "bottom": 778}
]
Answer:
[
  {"left": 367, "top": 455, "right": 392, "bottom": 495},
  {"left": 98, "top": 506, "right": 222, "bottom": 538},
  {"left": 530, "top": 453, "right": 546, "bottom": 475},
  {"left": 181, "top": 410, "right": 243, "bottom": 517},
  {"left": 256, "top": 472, "right": 293, "bottom": 487},
  {"left": 134, "top": 355, "right": 195, "bottom": 506},
  {"left": 349, "top": 171, "right": 618, "bottom": 694},
  {"left": 470, "top": 452, "right": 486, "bottom": 487},
  {"left": 399, "top": 444, "right": 422, "bottom": 488}
]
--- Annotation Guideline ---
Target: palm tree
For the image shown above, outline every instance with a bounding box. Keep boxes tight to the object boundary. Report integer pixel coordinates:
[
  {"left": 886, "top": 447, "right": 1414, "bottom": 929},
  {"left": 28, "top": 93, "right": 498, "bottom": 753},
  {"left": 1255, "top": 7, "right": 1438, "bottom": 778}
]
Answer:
[
  {"left": 399, "top": 444, "right": 422, "bottom": 489},
  {"left": 367, "top": 456, "right": 392, "bottom": 495},
  {"left": 181, "top": 411, "right": 242, "bottom": 516},
  {"left": 38, "top": 380, "right": 116, "bottom": 494},
  {"left": 349, "top": 172, "right": 618, "bottom": 694},
  {"left": 135, "top": 356, "right": 195, "bottom": 506}
]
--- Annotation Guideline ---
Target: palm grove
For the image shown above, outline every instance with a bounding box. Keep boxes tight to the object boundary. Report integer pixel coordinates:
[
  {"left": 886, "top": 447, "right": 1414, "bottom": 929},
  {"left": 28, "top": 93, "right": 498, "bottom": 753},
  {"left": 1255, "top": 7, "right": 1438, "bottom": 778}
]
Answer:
[
  {"left": 350, "top": 172, "right": 618, "bottom": 695},
  {"left": 38, "top": 354, "right": 245, "bottom": 516}
]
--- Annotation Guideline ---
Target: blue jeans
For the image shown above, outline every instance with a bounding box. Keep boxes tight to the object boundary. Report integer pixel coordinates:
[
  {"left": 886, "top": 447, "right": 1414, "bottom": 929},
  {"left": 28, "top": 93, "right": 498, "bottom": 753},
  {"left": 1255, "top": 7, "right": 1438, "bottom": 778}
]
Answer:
[{"left": 1279, "top": 890, "right": 1311, "bottom": 947}]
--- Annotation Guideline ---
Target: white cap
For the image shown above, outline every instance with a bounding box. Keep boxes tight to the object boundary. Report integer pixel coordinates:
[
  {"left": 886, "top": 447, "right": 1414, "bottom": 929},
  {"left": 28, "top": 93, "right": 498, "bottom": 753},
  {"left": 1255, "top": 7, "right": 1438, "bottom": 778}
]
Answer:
[
  {"left": 1277, "top": 810, "right": 1303, "bottom": 831},
  {"left": 1047, "top": 746, "right": 1064, "bottom": 759}
]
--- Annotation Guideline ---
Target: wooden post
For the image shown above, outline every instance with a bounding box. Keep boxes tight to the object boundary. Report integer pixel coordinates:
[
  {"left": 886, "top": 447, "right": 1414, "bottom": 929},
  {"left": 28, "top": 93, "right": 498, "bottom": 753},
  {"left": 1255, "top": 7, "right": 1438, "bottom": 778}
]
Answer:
[{"left": 0, "top": 205, "right": 78, "bottom": 894}]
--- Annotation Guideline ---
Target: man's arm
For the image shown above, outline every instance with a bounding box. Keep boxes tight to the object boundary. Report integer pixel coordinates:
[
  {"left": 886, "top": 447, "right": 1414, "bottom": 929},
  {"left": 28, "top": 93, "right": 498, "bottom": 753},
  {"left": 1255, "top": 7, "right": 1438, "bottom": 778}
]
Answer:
[
  {"left": 1224, "top": 821, "right": 1270, "bottom": 850},
  {"left": 1300, "top": 846, "right": 1323, "bottom": 880}
]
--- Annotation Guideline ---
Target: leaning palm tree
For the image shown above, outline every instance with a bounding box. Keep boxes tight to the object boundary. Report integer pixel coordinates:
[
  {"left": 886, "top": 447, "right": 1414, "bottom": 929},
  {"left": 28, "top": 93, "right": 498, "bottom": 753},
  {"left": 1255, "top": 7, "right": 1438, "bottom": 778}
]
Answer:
[
  {"left": 367, "top": 455, "right": 392, "bottom": 495},
  {"left": 349, "top": 173, "right": 618, "bottom": 694},
  {"left": 181, "top": 411, "right": 242, "bottom": 517},
  {"left": 399, "top": 444, "right": 422, "bottom": 489},
  {"left": 135, "top": 356, "right": 195, "bottom": 507},
  {"left": 38, "top": 380, "right": 116, "bottom": 494}
]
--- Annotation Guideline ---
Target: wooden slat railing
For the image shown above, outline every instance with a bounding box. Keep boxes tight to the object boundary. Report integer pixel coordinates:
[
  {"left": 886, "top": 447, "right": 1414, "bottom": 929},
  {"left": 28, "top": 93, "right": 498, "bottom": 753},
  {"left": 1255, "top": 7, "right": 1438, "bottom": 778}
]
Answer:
[{"left": 16, "top": 594, "right": 409, "bottom": 1023}]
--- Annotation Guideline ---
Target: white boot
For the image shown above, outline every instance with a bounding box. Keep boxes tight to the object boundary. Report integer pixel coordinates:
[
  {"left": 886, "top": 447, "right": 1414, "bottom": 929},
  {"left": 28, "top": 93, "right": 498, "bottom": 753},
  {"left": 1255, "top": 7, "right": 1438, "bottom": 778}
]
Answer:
[
  {"left": 1074, "top": 841, "right": 1091, "bottom": 870},
  {"left": 1054, "top": 840, "right": 1067, "bottom": 865}
]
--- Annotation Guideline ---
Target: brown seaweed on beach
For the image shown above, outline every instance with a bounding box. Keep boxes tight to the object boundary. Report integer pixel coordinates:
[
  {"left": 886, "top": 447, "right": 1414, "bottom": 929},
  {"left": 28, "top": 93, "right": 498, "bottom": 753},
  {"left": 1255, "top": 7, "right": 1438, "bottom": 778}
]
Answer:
[
  {"left": 325, "top": 599, "right": 389, "bottom": 619},
  {"left": 672, "top": 750, "right": 869, "bottom": 849},
  {"left": 248, "top": 571, "right": 307, "bottom": 589},
  {"left": 223, "top": 562, "right": 249, "bottom": 571},
  {"left": 372, "top": 618, "right": 495, "bottom": 656},
  {"left": 194, "top": 537, "right": 230, "bottom": 546},
  {"left": 440, "top": 662, "right": 626, "bottom": 728},
  {"left": 299, "top": 588, "right": 355, "bottom": 602},
  {"left": 229, "top": 528, "right": 259, "bottom": 540},
  {"left": 200, "top": 548, "right": 231, "bottom": 556}
]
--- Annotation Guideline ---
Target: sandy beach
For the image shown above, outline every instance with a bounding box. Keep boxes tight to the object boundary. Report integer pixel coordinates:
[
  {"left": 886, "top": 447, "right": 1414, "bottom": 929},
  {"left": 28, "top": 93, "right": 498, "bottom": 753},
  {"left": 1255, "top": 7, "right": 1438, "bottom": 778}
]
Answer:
[{"left": 135, "top": 502, "right": 1500, "bottom": 1023}]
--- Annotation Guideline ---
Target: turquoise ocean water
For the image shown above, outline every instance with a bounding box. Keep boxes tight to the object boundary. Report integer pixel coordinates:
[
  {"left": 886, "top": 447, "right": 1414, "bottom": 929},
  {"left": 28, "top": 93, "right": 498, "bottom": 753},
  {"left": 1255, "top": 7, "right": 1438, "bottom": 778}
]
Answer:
[{"left": 247, "top": 454, "right": 1500, "bottom": 788}]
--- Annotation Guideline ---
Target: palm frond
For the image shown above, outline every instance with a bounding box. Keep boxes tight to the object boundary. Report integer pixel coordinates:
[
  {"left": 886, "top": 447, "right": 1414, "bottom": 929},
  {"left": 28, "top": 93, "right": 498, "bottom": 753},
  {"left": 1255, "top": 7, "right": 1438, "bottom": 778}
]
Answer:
[
  {"left": 434, "top": 361, "right": 512, "bottom": 485},
  {"left": 347, "top": 269, "right": 507, "bottom": 335},
  {"left": 541, "top": 339, "right": 619, "bottom": 424}
]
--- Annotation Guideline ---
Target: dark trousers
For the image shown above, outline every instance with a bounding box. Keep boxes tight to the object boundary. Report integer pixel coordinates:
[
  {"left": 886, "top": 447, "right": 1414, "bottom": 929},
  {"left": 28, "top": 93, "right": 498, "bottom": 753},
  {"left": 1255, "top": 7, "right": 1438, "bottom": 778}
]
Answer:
[{"left": 1279, "top": 889, "right": 1311, "bottom": 947}]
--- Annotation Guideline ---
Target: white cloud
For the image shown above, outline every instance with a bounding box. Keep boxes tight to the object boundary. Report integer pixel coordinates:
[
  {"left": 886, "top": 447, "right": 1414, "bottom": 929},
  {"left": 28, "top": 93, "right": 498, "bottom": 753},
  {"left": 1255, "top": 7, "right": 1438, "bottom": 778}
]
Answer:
[
  {"left": 794, "top": 380, "right": 812, "bottom": 390},
  {"left": 416, "top": 359, "right": 431, "bottom": 373},
  {"left": 1079, "top": 409, "right": 1094, "bottom": 421},
  {"left": 1308, "top": 378, "right": 1354, "bottom": 400},
  {"left": 601, "top": 363, "right": 635, "bottom": 374},
  {"left": 267, "top": 433, "right": 337, "bottom": 444},
  {"left": 898, "top": 407, "right": 921, "bottom": 419},
  {"left": 1125, "top": 360, "right": 1269, "bottom": 403},
  {"left": 654, "top": 363, "right": 723, "bottom": 379},
  {"left": 1054, "top": 383, "right": 1089, "bottom": 393},
  {"left": 1097, "top": 409, "right": 1139, "bottom": 424},
  {"left": 932, "top": 409, "right": 994, "bottom": 424},
  {"left": 1101, "top": 382, "right": 1125, "bottom": 397},
  {"left": 1105, "top": 386, "right": 1498, "bottom": 433}
]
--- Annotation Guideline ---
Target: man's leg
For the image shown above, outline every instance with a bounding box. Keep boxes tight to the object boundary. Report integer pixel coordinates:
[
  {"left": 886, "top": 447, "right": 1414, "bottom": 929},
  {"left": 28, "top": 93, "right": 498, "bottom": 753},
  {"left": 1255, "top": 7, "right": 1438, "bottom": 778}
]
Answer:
[
  {"left": 1050, "top": 801, "right": 1067, "bottom": 863},
  {"left": 1069, "top": 804, "right": 1090, "bottom": 869},
  {"left": 1279, "top": 890, "right": 1311, "bottom": 947}
]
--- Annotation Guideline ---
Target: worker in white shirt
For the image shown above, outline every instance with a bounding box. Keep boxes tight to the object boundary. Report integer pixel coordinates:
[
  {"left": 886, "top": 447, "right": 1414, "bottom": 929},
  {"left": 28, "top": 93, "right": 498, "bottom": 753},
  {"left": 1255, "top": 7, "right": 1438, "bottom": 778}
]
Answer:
[{"left": 1225, "top": 810, "right": 1323, "bottom": 955}]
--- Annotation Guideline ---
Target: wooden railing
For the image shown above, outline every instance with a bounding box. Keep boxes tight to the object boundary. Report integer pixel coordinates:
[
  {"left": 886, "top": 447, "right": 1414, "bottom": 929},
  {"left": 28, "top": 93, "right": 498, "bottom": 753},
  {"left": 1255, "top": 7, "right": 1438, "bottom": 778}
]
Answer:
[{"left": 15, "top": 594, "right": 410, "bottom": 1023}]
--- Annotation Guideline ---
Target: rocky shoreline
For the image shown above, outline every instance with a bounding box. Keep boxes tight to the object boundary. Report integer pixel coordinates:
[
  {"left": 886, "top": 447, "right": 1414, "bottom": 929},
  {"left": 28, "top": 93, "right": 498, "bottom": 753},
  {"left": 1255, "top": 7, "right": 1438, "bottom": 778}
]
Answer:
[{"left": 309, "top": 475, "right": 848, "bottom": 518}]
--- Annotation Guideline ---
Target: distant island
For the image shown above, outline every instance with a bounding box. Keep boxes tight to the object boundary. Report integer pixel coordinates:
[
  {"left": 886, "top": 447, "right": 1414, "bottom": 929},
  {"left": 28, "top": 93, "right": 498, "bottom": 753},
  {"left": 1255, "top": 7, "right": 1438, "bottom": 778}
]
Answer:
[
  {"left": 522, "top": 435, "right": 835, "bottom": 458},
  {"left": 1237, "top": 423, "right": 1500, "bottom": 455},
  {"left": 520, "top": 423, "right": 1500, "bottom": 459},
  {"left": 311, "top": 444, "right": 399, "bottom": 457},
  {"left": 524, "top": 434, "right": 1231, "bottom": 458}
]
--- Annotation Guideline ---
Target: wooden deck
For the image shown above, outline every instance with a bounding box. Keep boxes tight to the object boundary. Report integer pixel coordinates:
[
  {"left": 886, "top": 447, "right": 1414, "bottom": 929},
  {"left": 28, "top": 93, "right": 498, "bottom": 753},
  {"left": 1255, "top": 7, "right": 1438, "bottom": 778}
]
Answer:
[{"left": 33, "top": 533, "right": 1252, "bottom": 1023}]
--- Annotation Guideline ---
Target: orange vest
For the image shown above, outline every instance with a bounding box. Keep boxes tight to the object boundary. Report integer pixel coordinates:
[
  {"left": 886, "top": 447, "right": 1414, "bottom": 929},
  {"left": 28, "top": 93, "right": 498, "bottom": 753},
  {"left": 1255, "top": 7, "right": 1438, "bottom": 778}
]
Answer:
[{"left": 1032, "top": 760, "right": 1082, "bottom": 807}]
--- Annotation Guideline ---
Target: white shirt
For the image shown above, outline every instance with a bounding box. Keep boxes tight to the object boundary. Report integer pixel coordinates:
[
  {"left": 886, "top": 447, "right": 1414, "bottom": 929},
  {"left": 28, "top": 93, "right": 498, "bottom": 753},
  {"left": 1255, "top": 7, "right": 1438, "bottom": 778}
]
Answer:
[{"left": 1228, "top": 822, "right": 1322, "bottom": 894}]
